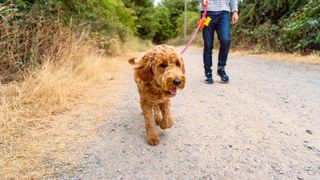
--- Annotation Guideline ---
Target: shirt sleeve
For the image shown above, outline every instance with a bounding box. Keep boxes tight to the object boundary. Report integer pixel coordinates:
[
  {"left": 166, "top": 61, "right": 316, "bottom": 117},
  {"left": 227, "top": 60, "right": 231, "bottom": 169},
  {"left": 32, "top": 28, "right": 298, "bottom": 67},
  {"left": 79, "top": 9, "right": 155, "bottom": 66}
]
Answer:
[{"left": 230, "top": 0, "right": 238, "bottom": 12}]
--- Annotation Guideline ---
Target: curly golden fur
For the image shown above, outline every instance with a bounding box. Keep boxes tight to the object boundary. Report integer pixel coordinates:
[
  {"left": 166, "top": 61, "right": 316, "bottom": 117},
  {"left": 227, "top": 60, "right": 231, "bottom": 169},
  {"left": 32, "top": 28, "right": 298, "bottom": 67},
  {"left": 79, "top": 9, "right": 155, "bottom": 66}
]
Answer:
[{"left": 129, "top": 45, "right": 186, "bottom": 145}]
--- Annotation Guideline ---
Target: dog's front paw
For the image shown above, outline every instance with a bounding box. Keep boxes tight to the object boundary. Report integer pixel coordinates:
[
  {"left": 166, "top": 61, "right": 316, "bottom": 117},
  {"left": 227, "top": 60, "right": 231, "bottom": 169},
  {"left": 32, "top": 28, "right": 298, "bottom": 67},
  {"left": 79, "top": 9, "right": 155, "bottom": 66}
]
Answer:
[
  {"left": 160, "top": 116, "right": 174, "bottom": 129},
  {"left": 147, "top": 136, "right": 160, "bottom": 146}
]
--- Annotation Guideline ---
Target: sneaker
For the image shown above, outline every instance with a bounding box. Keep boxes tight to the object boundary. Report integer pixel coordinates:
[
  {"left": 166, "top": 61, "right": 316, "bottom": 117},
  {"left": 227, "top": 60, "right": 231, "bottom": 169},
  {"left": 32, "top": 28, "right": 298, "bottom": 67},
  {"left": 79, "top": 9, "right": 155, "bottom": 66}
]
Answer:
[
  {"left": 217, "top": 67, "right": 229, "bottom": 82},
  {"left": 203, "top": 73, "right": 214, "bottom": 84}
]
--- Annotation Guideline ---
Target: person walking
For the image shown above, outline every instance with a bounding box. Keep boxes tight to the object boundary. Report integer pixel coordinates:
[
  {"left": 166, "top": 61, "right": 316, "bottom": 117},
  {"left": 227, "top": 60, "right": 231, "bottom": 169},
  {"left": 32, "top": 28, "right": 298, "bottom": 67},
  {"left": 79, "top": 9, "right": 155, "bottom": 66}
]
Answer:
[{"left": 201, "top": 0, "right": 239, "bottom": 84}]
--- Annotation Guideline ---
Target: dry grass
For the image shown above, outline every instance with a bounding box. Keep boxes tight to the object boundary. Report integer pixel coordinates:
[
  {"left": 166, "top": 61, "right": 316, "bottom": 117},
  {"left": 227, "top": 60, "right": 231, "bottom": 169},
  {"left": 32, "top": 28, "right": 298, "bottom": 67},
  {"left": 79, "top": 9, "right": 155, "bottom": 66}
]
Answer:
[
  {"left": 0, "top": 24, "right": 128, "bottom": 178},
  {"left": 231, "top": 49, "right": 320, "bottom": 65},
  {"left": 0, "top": 3, "right": 151, "bottom": 178},
  {"left": 0, "top": 50, "right": 117, "bottom": 178},
  {"left": 1, "top": 6, "right": 66, "bottom": 82},
  {"left": 0, "top": 52, "right": 127, "bottom": 179},
  {"left": 0, "top": 22, "right": 155, "bottom": 179},
  {"left": 124, "top": 36, "right": 153, "bottom": 53}
]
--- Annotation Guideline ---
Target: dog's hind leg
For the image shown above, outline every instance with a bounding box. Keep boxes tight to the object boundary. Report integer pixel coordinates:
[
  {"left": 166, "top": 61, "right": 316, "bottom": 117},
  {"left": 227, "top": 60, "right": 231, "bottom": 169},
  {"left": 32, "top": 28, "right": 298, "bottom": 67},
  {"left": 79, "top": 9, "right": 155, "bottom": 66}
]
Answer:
[
  {"left": 154, "top": 105, "right": 163, "bottom": 126},
  {"left": 141, "top": 102, "right": 160, "bottom": 145},
  {"left": 159, "top": 100, "right": 175, "bottom": 129}
]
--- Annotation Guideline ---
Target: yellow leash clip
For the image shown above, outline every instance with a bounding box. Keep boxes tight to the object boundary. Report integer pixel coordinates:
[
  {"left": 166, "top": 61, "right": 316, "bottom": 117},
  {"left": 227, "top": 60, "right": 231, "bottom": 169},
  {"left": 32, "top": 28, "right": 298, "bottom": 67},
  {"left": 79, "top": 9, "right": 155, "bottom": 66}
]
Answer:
[
  {"left": 197, "top": 17, "right": 212, "bottom": 29},
  {"left": 204, "top": 17, "right": 211, "bottom": 26}
]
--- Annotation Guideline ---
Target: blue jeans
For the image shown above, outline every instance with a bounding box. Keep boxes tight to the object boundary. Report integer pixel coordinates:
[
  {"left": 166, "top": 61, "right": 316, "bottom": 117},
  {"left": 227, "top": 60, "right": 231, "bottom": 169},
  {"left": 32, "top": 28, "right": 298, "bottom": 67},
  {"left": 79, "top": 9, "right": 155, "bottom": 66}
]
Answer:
[{"left": 201, "top": 11, "right": 231, "bottom": 74}]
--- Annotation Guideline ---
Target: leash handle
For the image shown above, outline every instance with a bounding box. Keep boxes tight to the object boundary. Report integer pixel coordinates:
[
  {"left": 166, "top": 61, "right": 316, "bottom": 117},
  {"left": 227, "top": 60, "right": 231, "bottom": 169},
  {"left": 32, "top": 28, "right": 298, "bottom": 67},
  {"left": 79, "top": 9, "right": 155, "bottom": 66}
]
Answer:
[{"left": 180, "top": 3, "right": 208, "bottom": 55}]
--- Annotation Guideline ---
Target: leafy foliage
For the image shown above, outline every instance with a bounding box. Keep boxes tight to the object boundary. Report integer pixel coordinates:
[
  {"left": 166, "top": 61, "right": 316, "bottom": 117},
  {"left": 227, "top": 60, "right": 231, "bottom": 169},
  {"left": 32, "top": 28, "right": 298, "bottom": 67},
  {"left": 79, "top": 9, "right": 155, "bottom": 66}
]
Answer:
[
  {"left": 0, "top": 0, "right": 136, "bottom": 82},
  {"left": 239, "top": 0, "right": 309, "bottom": 26},
  {"left": 0, "top": 1, "right": 64, "bottom": 82},
  {"left": 136, "top": 5, "right": 176, "bottom": 43},
  {"left": 162, "top": 0, "right": 199, "bottom": 27},
  {"left": 176, "top": 11, "right": 199, "bottom": 35},
  {"left": 282, "top": 2, "right": 320, "bottom": 53},
  {"left": 59, "top": 0, "right": 136, "bottom": 41},
  {"left": 234, "top": 0, "right": 319, "bottom": 54},
  {"left": 132, "top": 0, "right": 199, "bottom": 43}
]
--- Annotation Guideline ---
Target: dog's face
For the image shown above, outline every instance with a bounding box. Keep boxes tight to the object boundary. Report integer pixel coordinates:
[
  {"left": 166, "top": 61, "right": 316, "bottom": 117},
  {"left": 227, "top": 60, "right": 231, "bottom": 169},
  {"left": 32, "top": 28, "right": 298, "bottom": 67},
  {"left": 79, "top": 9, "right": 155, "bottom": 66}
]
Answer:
[
  {"left": 135, "top": 45, "right": 186, "bottom": 96},
  {"left": 152, "top": 51, "right": 186, "bottom": 96}
]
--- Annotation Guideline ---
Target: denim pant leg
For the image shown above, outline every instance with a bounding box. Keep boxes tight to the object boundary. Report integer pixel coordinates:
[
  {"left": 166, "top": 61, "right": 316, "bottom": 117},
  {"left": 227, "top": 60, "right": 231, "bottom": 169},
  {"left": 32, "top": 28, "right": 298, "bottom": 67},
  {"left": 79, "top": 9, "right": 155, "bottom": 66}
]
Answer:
[
  {"left": 202, "top": 15, "right": 214, "bottom": 74},
  {"left": 216, "top": 11, "right": 231, "bottom": 67}
]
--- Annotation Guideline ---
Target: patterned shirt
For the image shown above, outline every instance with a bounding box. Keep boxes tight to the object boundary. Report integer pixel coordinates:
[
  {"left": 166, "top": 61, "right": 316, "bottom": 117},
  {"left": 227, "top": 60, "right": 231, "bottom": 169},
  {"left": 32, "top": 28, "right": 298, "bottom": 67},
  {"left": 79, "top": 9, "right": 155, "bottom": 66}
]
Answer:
[{"left": 199, "top": 0, "right": 238, "bottom": 12}]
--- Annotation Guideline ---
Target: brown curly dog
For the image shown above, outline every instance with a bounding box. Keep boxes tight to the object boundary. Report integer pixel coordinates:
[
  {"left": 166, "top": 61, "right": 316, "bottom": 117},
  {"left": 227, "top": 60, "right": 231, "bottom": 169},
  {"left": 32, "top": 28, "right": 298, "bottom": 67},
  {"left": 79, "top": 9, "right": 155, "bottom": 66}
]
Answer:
[{"left": 129, "top": 45, "right": 186, "bottom": 145}]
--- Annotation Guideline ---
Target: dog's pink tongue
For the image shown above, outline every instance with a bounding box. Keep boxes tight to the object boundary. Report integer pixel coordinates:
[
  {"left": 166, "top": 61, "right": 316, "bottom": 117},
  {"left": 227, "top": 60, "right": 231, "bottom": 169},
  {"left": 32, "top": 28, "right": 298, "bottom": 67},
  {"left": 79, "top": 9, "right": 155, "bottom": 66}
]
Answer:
[{"left": 169, "top": 88, "right": 177, "bottom": 95}]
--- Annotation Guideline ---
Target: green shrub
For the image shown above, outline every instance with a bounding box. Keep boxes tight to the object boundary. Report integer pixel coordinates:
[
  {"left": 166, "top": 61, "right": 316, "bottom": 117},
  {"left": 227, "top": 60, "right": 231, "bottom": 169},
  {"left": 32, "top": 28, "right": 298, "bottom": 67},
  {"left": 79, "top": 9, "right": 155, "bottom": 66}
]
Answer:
[
  {"left": 176, "top": 11, "right": 199, "bottom": 36},
  {"left": 137, "top": 5, "right": 176, "bottom": 43},
  {"left": 162, "top": 0, "right": 199, "bottom": 27},
  {"left": 234, "top": 0, "right": 319, "bottom": 54},
  {"left": 59, "top": 0, "right": 136, "bottom": 42},
  {"left": 238, "top": 0, "right": 309, "bottom": 26},
  {"left": 0, "top": 0, "right": 136, "bottom": 82},
  {"left": 0, "top": 2, "right": 84, "bottom": 82},
  {"left": 282, "top": 1, "right": 320, "bottom": 53}
]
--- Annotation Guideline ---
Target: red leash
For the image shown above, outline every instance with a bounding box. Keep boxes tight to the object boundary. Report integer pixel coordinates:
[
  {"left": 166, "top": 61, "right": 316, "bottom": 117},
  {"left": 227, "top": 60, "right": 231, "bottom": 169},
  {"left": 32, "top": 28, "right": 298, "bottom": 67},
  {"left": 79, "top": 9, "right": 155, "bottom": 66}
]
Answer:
[{"left": 180, "top": 3, "right": 208, "bottom": 55}]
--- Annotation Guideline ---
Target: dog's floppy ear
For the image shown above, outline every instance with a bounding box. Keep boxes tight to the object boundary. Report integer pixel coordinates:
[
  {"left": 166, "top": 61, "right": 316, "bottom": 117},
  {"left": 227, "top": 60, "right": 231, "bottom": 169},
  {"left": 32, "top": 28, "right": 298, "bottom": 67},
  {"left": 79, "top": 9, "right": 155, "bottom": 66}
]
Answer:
[
  {"left": 180, "top": 57, "right": 186, "bottom": 74},
  {"left": 128, "top": 57, "right": 136, "bottom": 65},
  {"left": 135, "top": 54, "right": 154, "bottom": 82}
]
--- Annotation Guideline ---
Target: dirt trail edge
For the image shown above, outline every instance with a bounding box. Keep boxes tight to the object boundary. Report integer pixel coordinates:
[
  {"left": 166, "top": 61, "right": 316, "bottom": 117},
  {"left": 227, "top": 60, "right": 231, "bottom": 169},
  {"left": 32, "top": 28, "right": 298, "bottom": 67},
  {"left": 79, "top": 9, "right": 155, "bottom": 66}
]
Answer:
[{"left": 74, "top": 47, "right": 319, "bottom": 179}]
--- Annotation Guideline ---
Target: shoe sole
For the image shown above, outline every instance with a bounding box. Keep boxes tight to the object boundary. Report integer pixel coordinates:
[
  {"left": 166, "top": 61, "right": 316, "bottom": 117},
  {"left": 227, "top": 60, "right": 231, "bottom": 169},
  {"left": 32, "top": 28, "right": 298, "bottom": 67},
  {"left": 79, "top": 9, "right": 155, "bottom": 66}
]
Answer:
[{"left": 203, "top": 80, "right": 214, "bottom": 84}]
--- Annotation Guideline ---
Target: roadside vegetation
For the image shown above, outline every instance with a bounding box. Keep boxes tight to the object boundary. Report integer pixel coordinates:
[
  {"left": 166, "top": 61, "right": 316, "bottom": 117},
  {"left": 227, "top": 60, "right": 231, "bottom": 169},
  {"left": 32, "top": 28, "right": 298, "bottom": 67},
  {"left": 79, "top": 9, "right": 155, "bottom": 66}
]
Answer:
[
  {"left": 234, "top": 0, "right": 319, "bottom": 54},
  {"left": 0, "top": 0, "right": 147, "bottom": 177},
  {"left": 169, "top": 0, "right": 319, "bottom": 55}
]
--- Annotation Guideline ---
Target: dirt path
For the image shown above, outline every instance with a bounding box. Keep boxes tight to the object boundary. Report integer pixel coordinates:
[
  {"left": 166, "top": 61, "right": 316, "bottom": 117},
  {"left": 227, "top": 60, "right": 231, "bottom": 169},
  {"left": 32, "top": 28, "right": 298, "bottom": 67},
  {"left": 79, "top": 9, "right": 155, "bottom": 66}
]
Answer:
[{"left": 74, "top": 47, "right": 319, "bottom": 179}]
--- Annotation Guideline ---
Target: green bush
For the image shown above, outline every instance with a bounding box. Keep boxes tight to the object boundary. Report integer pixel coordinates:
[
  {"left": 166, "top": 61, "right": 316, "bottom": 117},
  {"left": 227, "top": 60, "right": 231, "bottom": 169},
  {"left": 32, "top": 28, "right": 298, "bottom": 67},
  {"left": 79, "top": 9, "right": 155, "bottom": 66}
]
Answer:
[
  {"left": 0, "top": 0, "right": 137, "bottom": 82},
  {"left": 59, "top": 0, "right": 136, "bottom": 42},
  {"left": 234, "top": 0, "right": 319, "bottom": 54},
  {"left": 0, "top": 2, "right": 83, "bottom": 82},
  {"left": 137, "top": 5, "right": 176, "bottom": 43},
  {"left": 176, "top": 11, "right": 199, "bottom": 36},
  {"left": 134, "top": 0, "right": 199, "bottom": 43},
  {"left": 162, "top": 0, "right": 199, "bottom": 27},
  {"left": 282, "top": 2, "right": 320, "bottom": 53},
  {"left": 238, "top": 0, "right": 309, "bottom": 26}
]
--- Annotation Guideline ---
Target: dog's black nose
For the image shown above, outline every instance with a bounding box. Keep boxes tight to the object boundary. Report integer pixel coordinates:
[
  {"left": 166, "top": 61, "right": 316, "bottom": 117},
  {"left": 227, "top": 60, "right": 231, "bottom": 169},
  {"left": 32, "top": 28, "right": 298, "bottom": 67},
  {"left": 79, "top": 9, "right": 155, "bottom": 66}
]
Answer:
[{"left": 173, "top": 79, "right": 181, "bottom": 85}]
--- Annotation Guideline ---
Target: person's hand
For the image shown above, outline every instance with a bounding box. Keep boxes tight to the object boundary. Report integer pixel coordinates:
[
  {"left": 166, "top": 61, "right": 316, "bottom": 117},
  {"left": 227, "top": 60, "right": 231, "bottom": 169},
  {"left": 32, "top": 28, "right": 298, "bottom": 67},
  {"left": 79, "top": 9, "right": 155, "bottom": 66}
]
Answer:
[
  {"left": 231, "top": 11, "right": 239, "bottom": 25},
  {"left": 203, "top": 0, "right": 208, "bottom": 5}
]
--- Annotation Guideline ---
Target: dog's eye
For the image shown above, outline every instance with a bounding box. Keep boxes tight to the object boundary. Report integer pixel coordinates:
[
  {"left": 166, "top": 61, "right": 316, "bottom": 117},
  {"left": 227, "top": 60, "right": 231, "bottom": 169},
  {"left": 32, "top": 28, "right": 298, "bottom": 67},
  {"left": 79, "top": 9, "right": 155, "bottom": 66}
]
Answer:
[
  {"left": 176, "top": 62, "right": 181, "bottom": 67},
  {"left": 159, "top": 63, "right": 167, "bottom": 68}
]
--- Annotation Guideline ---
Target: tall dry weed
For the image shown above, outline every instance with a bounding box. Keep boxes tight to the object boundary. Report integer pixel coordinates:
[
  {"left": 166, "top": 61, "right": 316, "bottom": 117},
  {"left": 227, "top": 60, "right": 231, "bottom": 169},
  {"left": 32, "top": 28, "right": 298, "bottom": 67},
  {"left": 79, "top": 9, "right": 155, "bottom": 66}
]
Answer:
[
  {"left": 0, "top": 6, "right": 124, "bottom": 178},
  {"left": 0, "top": 4, "right": 121, "bottom": 82},
  {"left": 0, "top": 38, "right": 114, "bottom": 178}
]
